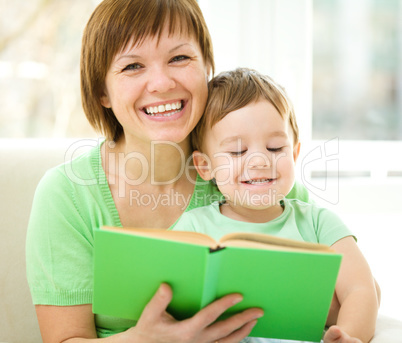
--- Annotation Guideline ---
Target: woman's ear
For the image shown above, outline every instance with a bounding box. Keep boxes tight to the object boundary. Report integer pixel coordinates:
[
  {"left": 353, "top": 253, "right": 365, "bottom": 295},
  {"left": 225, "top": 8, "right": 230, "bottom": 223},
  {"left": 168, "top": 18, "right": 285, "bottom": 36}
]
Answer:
[
  {"left": 100, "top": 90, "right": 112, "bottom": 109},
  {"left": 192, "top": 151, "right": 213, "bottom": 181},
  {"left": 206, "top": 63, "right": 212, "bottom": 81}
]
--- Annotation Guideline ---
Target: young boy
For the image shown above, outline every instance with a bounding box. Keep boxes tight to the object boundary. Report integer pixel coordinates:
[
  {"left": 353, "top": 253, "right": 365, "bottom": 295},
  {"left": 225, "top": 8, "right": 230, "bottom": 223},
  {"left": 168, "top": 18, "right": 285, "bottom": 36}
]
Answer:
[{"left": 173, "top": 68, "right": 379, "bottom": 343}]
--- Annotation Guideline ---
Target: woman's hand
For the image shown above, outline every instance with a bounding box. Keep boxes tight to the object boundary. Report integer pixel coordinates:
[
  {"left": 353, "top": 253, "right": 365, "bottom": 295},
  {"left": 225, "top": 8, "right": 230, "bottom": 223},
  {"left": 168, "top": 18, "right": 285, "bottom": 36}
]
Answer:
[
  {"left": 36, "top": 284, "right": 263, "bottom": 343},
  {"left": 126, "top": 283, "right": 264, "bottom": 343},
  {"left": 323, "top": 325, "right": 363, "bottom": 343}
]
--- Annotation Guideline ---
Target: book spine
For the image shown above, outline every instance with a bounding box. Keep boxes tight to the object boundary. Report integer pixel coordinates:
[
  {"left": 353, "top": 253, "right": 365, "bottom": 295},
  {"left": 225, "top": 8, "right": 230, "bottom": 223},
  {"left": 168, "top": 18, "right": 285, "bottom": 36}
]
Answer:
[{"left": 200, "top": 249, "right": 225, "bottom": 307}]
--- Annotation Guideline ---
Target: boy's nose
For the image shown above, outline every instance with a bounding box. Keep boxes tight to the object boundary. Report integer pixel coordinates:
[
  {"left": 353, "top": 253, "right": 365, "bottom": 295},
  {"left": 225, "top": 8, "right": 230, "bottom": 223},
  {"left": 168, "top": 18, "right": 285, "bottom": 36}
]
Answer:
[
  {"left": 248, "top": 164, "right": 269, "bottom": 169},
  {"left": 247, "top": 154, "right": 271, "bottom": 169}
]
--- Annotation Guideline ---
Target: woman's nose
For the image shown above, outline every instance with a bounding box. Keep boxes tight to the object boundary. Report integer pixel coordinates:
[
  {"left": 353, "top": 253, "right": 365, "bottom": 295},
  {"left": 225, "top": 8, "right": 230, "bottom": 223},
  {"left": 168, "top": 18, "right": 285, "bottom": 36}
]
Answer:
[{"left": 146, "top": 66, "right": 176, "bottom": 93}]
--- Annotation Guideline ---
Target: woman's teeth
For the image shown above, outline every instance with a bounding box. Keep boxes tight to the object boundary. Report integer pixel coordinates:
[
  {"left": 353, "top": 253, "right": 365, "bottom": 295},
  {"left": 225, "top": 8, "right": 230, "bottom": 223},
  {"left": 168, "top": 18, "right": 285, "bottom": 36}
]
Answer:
[
  {"left": 145, "top": 101, "right": 182, "bottom": 116},
  {"left": 245, "top": 179, "right": 273, "bottom": 184}
]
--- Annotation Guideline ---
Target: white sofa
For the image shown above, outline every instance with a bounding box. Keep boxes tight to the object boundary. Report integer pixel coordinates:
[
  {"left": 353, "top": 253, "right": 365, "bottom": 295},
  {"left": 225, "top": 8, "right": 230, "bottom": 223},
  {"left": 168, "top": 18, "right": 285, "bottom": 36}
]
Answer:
[{"left": 1, "top": 138, "right": 402, "bottom": 343}]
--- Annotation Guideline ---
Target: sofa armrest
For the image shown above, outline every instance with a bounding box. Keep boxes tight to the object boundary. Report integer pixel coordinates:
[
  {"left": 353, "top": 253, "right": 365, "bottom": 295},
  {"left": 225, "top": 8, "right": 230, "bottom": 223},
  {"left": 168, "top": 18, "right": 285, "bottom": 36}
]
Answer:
[{"left": 371, "top": 314, "right": 402, "bottom": 343}]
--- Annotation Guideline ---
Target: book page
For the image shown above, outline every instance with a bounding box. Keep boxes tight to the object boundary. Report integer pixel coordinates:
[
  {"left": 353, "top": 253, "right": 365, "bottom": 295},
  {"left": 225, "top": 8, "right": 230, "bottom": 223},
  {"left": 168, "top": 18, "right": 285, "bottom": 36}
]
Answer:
[
  {"left": 221, "top": 239, "right": 333, "bottom": 253},
  {"left": 102, "top": 226, "right": 219, "bottom": 248},
  {"left": 219, "top": 232, "right": 333, "bottom": 252}
]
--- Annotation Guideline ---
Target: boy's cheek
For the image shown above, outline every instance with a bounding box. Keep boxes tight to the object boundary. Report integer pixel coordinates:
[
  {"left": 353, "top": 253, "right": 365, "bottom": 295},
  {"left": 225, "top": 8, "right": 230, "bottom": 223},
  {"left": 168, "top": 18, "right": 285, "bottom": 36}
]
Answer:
[
  {"left": 213, "top": 168, "right": 233, "bottom": 186},
  {"left": 211, "top": 156, "right": 236, "bottom": 171},
  {"left": 273, "top": 154, "right": 294, "bottom": 170}
]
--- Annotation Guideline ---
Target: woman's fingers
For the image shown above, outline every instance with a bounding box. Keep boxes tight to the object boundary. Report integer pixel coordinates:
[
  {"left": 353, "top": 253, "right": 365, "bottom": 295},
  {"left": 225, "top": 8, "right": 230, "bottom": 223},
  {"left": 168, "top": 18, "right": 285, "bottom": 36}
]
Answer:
[
  {"left": 206, "top": 307, "right": 263, "bottom": 342},
  {"left": 137, "top": 285, "right": 263, "bottom": 343},
  {"left": 186, "top": 293, "right": 263, "bottom": 341},
  {"left": 218, "top": 319, "right": 258, "bottom": 343},
  {"left": 187, "top": 293, "right": 244, "bottom": 329}
]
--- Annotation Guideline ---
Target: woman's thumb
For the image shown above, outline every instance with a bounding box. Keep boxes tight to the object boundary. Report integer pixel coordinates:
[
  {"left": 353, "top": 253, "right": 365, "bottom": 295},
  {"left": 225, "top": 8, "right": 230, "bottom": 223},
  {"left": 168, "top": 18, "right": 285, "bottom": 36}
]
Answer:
[{"left": 141, "top": 283, "right": 173, "bottom": 319}]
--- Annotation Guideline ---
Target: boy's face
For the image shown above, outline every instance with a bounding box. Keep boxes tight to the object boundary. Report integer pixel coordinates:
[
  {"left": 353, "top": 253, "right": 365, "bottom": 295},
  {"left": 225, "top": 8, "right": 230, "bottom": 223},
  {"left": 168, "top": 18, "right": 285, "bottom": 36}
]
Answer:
[{"left": 194, "top": 99, "right": 300, "bottom": 217}]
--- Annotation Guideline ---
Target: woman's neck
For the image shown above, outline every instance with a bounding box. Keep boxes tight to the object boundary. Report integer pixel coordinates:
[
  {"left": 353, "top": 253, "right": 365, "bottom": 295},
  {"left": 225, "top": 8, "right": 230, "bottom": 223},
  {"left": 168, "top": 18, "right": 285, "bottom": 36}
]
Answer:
[{"left": 104, "top": 135, "right": 194, "bottom": 186}]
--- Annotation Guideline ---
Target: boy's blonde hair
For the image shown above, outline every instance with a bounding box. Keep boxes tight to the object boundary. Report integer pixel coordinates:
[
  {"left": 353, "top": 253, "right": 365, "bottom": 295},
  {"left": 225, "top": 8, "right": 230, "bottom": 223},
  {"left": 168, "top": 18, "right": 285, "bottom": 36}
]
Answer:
[{"left": 192, "top": 68, "right": 299, "bottom": 151}]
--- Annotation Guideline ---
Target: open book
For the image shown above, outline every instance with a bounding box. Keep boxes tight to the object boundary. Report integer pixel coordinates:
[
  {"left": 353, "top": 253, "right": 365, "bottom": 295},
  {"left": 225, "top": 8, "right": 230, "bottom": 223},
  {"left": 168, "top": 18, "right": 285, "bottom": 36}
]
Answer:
[{"left": 93, "top": 227, "right": 342, "bottom": 341}]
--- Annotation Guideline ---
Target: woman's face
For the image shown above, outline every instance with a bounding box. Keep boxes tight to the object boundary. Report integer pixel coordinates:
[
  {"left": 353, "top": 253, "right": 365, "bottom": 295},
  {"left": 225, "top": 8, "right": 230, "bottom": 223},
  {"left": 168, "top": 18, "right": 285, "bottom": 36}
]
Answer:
[{"left": 101, "top": 25, "right": 210, "bottom": 146}]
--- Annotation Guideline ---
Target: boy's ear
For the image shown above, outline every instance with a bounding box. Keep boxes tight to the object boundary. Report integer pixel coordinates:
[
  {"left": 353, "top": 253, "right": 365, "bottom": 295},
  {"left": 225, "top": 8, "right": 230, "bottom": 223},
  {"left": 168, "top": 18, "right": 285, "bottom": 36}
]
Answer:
[
  {"left": 293, "top": 142, "right": 301, "bottom": 163},
  {"left": 192, "top": 151, "right": 213, "bottom": 181}
]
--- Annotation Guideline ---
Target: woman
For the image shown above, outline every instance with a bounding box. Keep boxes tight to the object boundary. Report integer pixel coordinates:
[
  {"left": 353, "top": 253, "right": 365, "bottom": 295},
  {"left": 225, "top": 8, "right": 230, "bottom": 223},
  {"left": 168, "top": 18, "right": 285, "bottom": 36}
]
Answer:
[{"left": 26, "top": 0, "right": 309, "bottom": 342}]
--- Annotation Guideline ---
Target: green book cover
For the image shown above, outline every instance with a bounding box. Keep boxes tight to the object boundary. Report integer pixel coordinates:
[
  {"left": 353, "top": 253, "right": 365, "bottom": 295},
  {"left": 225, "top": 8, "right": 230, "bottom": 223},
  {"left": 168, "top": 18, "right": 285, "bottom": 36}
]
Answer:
[{"left": 93, "top": 227, "right": 342, "bottom": 342}]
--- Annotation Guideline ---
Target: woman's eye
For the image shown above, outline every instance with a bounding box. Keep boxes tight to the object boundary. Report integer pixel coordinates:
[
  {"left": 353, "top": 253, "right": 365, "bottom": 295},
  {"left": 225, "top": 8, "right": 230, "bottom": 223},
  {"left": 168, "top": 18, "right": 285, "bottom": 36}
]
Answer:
[
  {"left": 170, "top": 55, "right": 190, "bottom": 63},
  {"left": 267, "top": 147, "right": 283, "bottom": 152},
  {"left": 122, "top": 63, "right": 142, "bottom": 71},
  {"left": 228, "top": 150, "right": 247, "bottom": 156}
]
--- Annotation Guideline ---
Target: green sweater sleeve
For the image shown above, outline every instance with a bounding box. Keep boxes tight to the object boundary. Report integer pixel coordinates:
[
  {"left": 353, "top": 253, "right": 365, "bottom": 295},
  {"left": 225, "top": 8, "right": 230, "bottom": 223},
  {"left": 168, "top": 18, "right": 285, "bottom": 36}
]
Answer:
[
  {"left": 26, "top": 167, "right": 95, "bottom": 305},
  {"left": 26, "top": 145, "right": 121, "bottom": 306}
]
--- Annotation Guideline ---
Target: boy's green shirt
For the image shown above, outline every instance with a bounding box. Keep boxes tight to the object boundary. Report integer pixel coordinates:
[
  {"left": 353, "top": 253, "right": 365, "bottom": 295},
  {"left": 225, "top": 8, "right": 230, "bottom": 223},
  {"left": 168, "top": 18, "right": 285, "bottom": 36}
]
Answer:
[{"left": 174, "top": 199, "right": 352, "bottom": 246}]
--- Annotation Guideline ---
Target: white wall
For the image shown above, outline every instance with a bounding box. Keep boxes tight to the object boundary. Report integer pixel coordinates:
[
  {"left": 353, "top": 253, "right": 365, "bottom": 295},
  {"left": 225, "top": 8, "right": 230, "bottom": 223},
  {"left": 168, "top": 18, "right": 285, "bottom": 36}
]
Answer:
[{"left": 199, "top": 0, "right": 313, "bottom": 142}]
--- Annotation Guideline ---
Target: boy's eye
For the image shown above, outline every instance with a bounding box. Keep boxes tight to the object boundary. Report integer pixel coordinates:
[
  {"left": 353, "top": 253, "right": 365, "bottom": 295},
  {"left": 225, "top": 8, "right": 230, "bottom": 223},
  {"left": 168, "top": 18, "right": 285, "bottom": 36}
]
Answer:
[
  {"left": 122, "top": 63, "right": 142, "bottom": 71},
  {"left": 228, "top": 150, "right": 247, "bottom": 156},
  {"left": 267, "top": 147, "right": 283, "bottom": 152},
  {"left": 170, "top": 55, "right": 190, "bottom": 63}
]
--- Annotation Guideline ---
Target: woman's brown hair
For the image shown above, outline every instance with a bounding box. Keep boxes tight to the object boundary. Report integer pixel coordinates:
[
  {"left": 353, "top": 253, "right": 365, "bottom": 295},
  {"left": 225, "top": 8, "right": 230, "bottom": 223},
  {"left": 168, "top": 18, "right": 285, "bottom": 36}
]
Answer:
[{"left": 80, "top": 0, "right": 214, "bottom": 141}]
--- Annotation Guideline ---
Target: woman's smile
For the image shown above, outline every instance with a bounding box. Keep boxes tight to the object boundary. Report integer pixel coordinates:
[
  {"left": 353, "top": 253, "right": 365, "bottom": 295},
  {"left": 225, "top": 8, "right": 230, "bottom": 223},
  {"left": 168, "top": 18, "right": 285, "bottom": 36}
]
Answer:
[{"left": 143, "top": 100, "right": 183, "bottom": 117}]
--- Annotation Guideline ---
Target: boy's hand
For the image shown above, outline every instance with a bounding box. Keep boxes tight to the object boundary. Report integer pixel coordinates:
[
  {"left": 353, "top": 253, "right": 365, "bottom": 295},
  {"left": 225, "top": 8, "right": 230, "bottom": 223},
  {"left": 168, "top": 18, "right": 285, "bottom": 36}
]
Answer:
[{"left": 323, "top": 325, "right": 363, "bottom": 343}]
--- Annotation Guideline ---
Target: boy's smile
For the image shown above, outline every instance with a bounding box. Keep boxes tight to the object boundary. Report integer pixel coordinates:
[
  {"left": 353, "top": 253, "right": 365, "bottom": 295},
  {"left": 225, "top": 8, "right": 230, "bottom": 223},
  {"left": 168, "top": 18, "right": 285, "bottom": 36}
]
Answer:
[
  {"left": 194, "top": 99, "right": 300, "bottom": 222},
  {"left": 242, "top": 178, "right": 275, "bottom": 185}
]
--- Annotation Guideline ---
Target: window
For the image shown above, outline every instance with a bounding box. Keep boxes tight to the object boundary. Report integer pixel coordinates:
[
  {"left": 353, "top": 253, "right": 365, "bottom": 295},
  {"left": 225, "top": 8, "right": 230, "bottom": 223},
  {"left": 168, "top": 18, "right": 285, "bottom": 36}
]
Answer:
[
  {"left": 313, "top": 0, "right": 402, "bottom": 141},
  {"left": 0, "top": 0, "right": 99, "bottom": 138}
]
